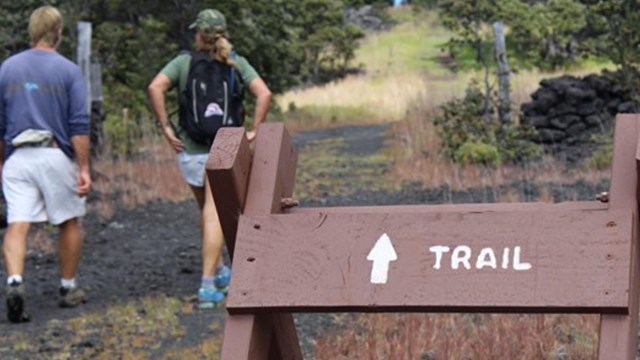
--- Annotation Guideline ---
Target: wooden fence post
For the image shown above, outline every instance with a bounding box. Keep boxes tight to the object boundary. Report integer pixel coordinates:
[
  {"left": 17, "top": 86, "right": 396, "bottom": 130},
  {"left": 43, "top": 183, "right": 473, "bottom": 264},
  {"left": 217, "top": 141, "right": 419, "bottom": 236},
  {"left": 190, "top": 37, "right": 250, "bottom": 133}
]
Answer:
[
  {"left": 493, "top": 21, "right": 512, "bottom": 125},
  {"left": 597, "top": 114, "right": 640, "bottom": 359},
  {"left": 207, "top": 123, "right": 302, "bottom": 359}
]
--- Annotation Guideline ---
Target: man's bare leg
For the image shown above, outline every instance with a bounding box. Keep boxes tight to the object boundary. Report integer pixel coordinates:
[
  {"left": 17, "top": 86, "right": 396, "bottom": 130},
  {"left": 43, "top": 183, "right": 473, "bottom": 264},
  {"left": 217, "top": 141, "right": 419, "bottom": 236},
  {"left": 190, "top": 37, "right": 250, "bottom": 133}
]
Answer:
[
  {"left": 4, "top": 221, "right": 31, "bottom": 322},
  {"left": 3, "top": 222, "right": 31, "bottom": 279},
  {"left": 58, "top": 218, "right": 83, "bottom": 280}
]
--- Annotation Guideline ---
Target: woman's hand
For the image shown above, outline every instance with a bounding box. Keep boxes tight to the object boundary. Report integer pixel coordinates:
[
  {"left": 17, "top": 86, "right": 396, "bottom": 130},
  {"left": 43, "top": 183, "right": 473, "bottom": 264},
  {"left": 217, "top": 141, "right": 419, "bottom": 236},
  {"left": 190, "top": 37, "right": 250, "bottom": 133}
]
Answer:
[
  {"left": 246, "top": 129, "right": 257, "bottom": 142},
  {"left": 162, "top": 124, "right": 184, "bottom": 152}
]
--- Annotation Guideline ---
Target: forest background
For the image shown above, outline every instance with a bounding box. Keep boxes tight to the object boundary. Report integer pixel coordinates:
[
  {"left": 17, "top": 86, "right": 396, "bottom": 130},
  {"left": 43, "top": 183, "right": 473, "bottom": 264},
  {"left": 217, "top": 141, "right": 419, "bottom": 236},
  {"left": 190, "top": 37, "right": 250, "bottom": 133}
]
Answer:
[{"left": 2, "top": 0, "right": 639, "bottom": 156}]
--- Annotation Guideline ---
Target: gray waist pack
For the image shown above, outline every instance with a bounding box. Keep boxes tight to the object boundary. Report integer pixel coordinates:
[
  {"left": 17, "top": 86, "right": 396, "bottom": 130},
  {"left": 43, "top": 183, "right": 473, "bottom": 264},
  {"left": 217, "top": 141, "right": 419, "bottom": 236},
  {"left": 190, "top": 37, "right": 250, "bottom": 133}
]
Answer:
[{"left": 11, "top": 129, "right": 54, "bottom": 147}]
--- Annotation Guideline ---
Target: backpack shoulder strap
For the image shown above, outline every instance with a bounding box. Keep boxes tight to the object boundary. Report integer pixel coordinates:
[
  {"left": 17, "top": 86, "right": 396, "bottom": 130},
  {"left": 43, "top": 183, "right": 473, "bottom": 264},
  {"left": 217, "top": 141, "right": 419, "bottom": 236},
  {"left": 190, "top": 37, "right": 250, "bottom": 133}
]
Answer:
[{"left": 188, "top": 51, "right": 211, "bottom": 68}]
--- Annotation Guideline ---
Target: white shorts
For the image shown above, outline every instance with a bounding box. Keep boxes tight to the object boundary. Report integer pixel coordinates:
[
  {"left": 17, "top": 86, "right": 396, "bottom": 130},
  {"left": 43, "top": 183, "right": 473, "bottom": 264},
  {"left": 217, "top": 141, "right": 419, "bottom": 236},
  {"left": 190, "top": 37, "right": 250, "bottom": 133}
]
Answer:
[
  {"left": 2, "top": 147, "right": 86, "bottom": 225},
  {"left": 177, "top": 151, "right": 208, "bottom": 187}
]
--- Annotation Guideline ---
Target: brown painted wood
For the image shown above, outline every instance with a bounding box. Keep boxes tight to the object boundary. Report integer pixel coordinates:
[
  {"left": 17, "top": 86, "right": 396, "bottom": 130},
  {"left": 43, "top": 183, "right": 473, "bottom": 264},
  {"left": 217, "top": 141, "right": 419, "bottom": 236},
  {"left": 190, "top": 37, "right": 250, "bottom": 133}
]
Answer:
[
  {"left": 288, "top": 200, "right": 608, "bottom": 215},
  {"left": 228, "top": 207, "right": 633, "bottom": 314},
  {"left": 244, "top": 123, "right": 298, "bottom": 215},
  {"left": 607, "top": 114, "right": 639, "bottom": 210},
  {"left": 207, "top": 127, "right": 252, "bottom": 259},
  {"left": 212, "top": 116, "right": 639, "bottom": 359},
  {"left": 268, "top": 313, "right": 303, "bottom": 360},
  {"left": 598, "top": 114, "right": 640, "bottom": 360},
  {"left": 220, "top": 314, "right": 272, "bottom": 360},
  {"left": 220, "top": 123, "right": 302, "bottom": 360}
]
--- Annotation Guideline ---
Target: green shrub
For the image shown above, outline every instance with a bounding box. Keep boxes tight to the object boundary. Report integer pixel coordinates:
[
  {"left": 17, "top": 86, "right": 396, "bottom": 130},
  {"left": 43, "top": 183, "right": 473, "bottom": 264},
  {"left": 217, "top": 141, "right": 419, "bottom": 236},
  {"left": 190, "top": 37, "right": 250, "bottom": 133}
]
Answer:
[
  {"left": 496, "top": 124, "right": 542, "bottom": 162},
  {"left": 103, "top": 112, "right": 140, "bottom": 158},
  {"left": 433, "top": 82, "right": 498, "bottom": 158},
  {"left": 588, "top": 133, "right": 613, "bottom": 170},
  {"left": 433, "top": 81, "right": 541, "bottom": 165},
  {"left": 454, "top": 141, "right": 501, "bottom": 166}
]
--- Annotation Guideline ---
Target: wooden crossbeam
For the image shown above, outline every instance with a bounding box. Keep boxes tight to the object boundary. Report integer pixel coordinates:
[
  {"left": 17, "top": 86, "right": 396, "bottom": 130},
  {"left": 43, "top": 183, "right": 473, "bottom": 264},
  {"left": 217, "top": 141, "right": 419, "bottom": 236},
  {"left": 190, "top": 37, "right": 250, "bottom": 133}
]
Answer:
[{"left": 228, "top": 206, "right": 633, "bottom": 314}]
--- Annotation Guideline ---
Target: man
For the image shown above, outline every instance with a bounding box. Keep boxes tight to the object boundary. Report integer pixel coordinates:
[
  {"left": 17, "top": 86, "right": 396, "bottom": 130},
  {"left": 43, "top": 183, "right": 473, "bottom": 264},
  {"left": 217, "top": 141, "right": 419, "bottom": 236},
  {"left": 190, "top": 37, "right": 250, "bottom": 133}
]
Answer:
[
  {"left": 148, "top": 9, "right": 272, "bottom": 308},
  {"left": 0, "top": 5, "right": 91, "bottom": 323}
]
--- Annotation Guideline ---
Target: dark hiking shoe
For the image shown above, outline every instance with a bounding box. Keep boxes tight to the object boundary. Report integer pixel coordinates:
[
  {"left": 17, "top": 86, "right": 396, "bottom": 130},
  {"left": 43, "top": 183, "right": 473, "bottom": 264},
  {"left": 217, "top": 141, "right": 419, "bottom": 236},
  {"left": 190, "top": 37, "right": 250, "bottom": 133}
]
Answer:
[
  {"left": 6, "top": 282, "right": 30, "bottom": 323},
  {"left": 58, "top": 286, "right": 87, "bottom": 308}
]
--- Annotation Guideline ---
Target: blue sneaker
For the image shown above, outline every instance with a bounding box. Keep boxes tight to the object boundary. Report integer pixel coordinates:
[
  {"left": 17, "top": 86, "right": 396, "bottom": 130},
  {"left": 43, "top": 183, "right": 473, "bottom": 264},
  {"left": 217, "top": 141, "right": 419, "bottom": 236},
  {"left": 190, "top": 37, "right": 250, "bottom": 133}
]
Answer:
[
  {"left": 214, "top": 265, "right": 231, "bottom": 294},
  {"left": 198, "top": 287, "right": 225, "bottom": 309}
]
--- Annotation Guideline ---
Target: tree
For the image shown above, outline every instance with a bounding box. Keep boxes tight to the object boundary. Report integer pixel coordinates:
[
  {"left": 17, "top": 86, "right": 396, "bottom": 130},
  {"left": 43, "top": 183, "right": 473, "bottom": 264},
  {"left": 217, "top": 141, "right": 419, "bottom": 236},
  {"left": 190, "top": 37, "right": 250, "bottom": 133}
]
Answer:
[
  {"left": 582, "top": 0, "right": 640, "bottom": 94},
  {"left": 288, "top": 0, "right": 364, "bottom": 84},
  {"left": 438, "top": 0, "right": 640, "bottom": 94},
  {"left": 438, "top": 0, "right": 497, "bottom": 118},
  {"left": 438, "top": 0, "right": 588, "bottom": 70}
]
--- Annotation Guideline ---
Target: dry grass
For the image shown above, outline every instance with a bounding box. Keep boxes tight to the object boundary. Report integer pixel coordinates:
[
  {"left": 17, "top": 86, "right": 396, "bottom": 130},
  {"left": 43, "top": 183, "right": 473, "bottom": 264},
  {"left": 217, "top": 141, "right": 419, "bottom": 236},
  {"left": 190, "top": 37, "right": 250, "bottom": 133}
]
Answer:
[
  {"left": 280, "top": 74, "right": 430, "bottom": 127},
  {"left": 314, "top": 313, "right": 599, "bottom": 359},
  {"left": 278, "top": 62, "right": 611, "bottom": 135},
  {"left": 90, "top": 135, "right": 192, "bottom": 219},
  {"left": 390, "top": 105, "right": 611, "bottom": 194},
  {"left": 386, "top": 64, "right": 613, "bottom": 194}
]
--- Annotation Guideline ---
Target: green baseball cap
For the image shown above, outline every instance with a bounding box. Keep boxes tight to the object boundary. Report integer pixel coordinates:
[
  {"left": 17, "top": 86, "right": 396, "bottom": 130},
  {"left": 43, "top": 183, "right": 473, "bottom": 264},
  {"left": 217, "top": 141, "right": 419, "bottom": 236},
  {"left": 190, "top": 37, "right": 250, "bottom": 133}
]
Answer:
[{"left": 189, "top": 9, "right": 227, "bottom": 34}]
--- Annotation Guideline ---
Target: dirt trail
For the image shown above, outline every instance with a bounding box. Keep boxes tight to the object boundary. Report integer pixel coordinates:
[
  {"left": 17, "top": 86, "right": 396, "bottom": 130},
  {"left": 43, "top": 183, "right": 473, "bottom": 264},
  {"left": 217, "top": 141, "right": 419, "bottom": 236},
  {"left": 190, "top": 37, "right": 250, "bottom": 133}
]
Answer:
[{"left": 0, "top": 123, "right": 612, "bottom": 359}]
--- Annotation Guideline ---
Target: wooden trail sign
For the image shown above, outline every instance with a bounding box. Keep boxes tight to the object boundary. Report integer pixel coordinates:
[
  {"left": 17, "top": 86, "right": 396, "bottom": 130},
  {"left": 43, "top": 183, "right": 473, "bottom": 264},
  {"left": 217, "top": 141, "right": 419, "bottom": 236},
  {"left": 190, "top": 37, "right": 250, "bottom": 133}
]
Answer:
[
  {"left": 230, "top": 208, "right": 632, "bottom": 314},
  {"left": 206, "top": 115, "right": 640, "bottom": 359}
]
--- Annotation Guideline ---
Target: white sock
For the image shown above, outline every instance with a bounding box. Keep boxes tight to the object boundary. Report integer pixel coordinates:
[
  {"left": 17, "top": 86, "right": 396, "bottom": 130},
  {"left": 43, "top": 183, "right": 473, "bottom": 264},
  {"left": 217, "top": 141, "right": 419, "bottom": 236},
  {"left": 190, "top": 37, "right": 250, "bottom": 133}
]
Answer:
[
  {"left": 201, "top": 276, "right": 215, "bottom": 290},
  {"left": 61, "top": 278, "right": 77, "bottom": 289},
  {"left": 7, "top": 274, "right": 23, "bottom": 285}
]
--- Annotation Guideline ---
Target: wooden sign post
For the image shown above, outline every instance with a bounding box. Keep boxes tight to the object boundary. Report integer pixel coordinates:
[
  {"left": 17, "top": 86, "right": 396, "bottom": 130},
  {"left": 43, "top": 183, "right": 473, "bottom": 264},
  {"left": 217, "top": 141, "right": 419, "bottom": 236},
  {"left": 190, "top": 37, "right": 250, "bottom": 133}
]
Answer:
[{"left": 207, "top": 115, "right": 640, "bottom": 359}]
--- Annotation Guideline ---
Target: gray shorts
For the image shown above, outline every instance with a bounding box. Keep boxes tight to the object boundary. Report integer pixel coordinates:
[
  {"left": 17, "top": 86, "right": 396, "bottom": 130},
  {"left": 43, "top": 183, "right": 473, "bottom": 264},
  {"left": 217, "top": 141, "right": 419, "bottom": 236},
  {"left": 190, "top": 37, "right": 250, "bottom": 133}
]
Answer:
[
  {"left": 2, "top": 147, "right": 86, "bottom": 225},
  {"left": 177, "top": 151, "right": 208, "bottom": 188}
]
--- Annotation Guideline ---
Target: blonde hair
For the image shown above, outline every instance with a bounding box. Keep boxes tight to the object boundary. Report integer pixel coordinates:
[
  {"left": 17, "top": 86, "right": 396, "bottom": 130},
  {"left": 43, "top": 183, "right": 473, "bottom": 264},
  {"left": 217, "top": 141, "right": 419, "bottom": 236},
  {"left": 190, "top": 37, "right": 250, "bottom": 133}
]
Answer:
[
  {"left": 29, "top": 5, "right": 63, "bottom": 47},
  {"left": 196, "top": 31, "right": 236, "bottom": 68}
]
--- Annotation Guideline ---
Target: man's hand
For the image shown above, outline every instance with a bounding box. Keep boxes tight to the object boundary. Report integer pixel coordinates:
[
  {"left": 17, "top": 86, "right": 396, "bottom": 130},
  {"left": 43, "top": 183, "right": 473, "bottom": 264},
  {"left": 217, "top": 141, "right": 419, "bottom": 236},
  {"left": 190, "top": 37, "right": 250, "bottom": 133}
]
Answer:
[{"left": 77, "top": 169, "right": 91, "bottom": 197}]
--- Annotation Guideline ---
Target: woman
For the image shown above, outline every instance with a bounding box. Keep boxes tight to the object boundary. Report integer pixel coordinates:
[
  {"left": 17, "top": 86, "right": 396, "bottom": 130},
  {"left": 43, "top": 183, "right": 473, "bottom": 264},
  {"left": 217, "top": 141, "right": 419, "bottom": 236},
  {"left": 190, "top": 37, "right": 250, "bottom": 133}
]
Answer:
[{"left": 147, "top": 8, "right": 272, "bottom": 308}]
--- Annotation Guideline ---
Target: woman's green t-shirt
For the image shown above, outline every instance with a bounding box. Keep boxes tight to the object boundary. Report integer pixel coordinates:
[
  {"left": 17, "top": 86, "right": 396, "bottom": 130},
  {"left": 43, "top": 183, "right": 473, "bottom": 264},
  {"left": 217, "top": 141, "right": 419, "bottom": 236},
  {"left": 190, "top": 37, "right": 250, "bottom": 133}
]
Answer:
[{"left": 161, "top": 52, "right": 259, "bottom": 154}]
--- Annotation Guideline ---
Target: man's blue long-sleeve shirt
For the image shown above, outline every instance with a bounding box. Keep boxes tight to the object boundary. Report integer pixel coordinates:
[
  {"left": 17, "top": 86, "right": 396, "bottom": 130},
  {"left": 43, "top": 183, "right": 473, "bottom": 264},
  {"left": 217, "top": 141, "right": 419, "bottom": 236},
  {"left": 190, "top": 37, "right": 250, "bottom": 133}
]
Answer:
[{"left": 0, "top": 49, "right": 90, "bottom": 160}]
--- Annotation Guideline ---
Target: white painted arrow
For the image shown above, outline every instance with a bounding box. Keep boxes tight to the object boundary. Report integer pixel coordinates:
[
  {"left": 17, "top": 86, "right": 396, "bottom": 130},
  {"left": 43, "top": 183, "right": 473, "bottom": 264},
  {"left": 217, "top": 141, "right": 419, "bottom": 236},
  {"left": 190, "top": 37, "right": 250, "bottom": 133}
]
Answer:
[{"left": 367, "top": 233, "right": 398, "bottom": 284}]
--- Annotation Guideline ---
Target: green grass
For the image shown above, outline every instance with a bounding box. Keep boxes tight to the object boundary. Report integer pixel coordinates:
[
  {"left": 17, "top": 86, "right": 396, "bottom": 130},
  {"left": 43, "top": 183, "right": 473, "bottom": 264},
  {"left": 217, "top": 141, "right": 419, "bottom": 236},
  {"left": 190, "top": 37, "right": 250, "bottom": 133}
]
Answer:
[
  {"left": 295, "top": 135, "right": 398, "bottom": 201},
  {"left": 355, "top": 8, "right": 453, "bottom": 77},
  {"left": 0, "top": 295, "right": 219, "bottom": 359},
  {"left": 284, "top": 104, "right": 381, "bottom": 130}
]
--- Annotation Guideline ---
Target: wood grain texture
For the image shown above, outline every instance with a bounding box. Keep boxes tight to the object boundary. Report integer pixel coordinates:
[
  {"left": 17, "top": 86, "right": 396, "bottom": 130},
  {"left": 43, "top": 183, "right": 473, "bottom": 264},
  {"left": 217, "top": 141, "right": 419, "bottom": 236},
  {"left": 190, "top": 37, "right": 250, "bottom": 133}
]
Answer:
[
  {"left": 228, "top": 207, "right": 633, "bottom": 314},
  {"left": 207, "top": 127, "right": 252, "bottom": 258}
]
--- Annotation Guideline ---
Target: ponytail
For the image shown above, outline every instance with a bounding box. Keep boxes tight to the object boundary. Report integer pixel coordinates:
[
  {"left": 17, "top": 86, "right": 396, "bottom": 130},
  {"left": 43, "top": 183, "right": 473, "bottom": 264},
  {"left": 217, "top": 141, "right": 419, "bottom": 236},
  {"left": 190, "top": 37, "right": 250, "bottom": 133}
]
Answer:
[{"left": 197, "top": 32, "right": 236, "bottom": 68}]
